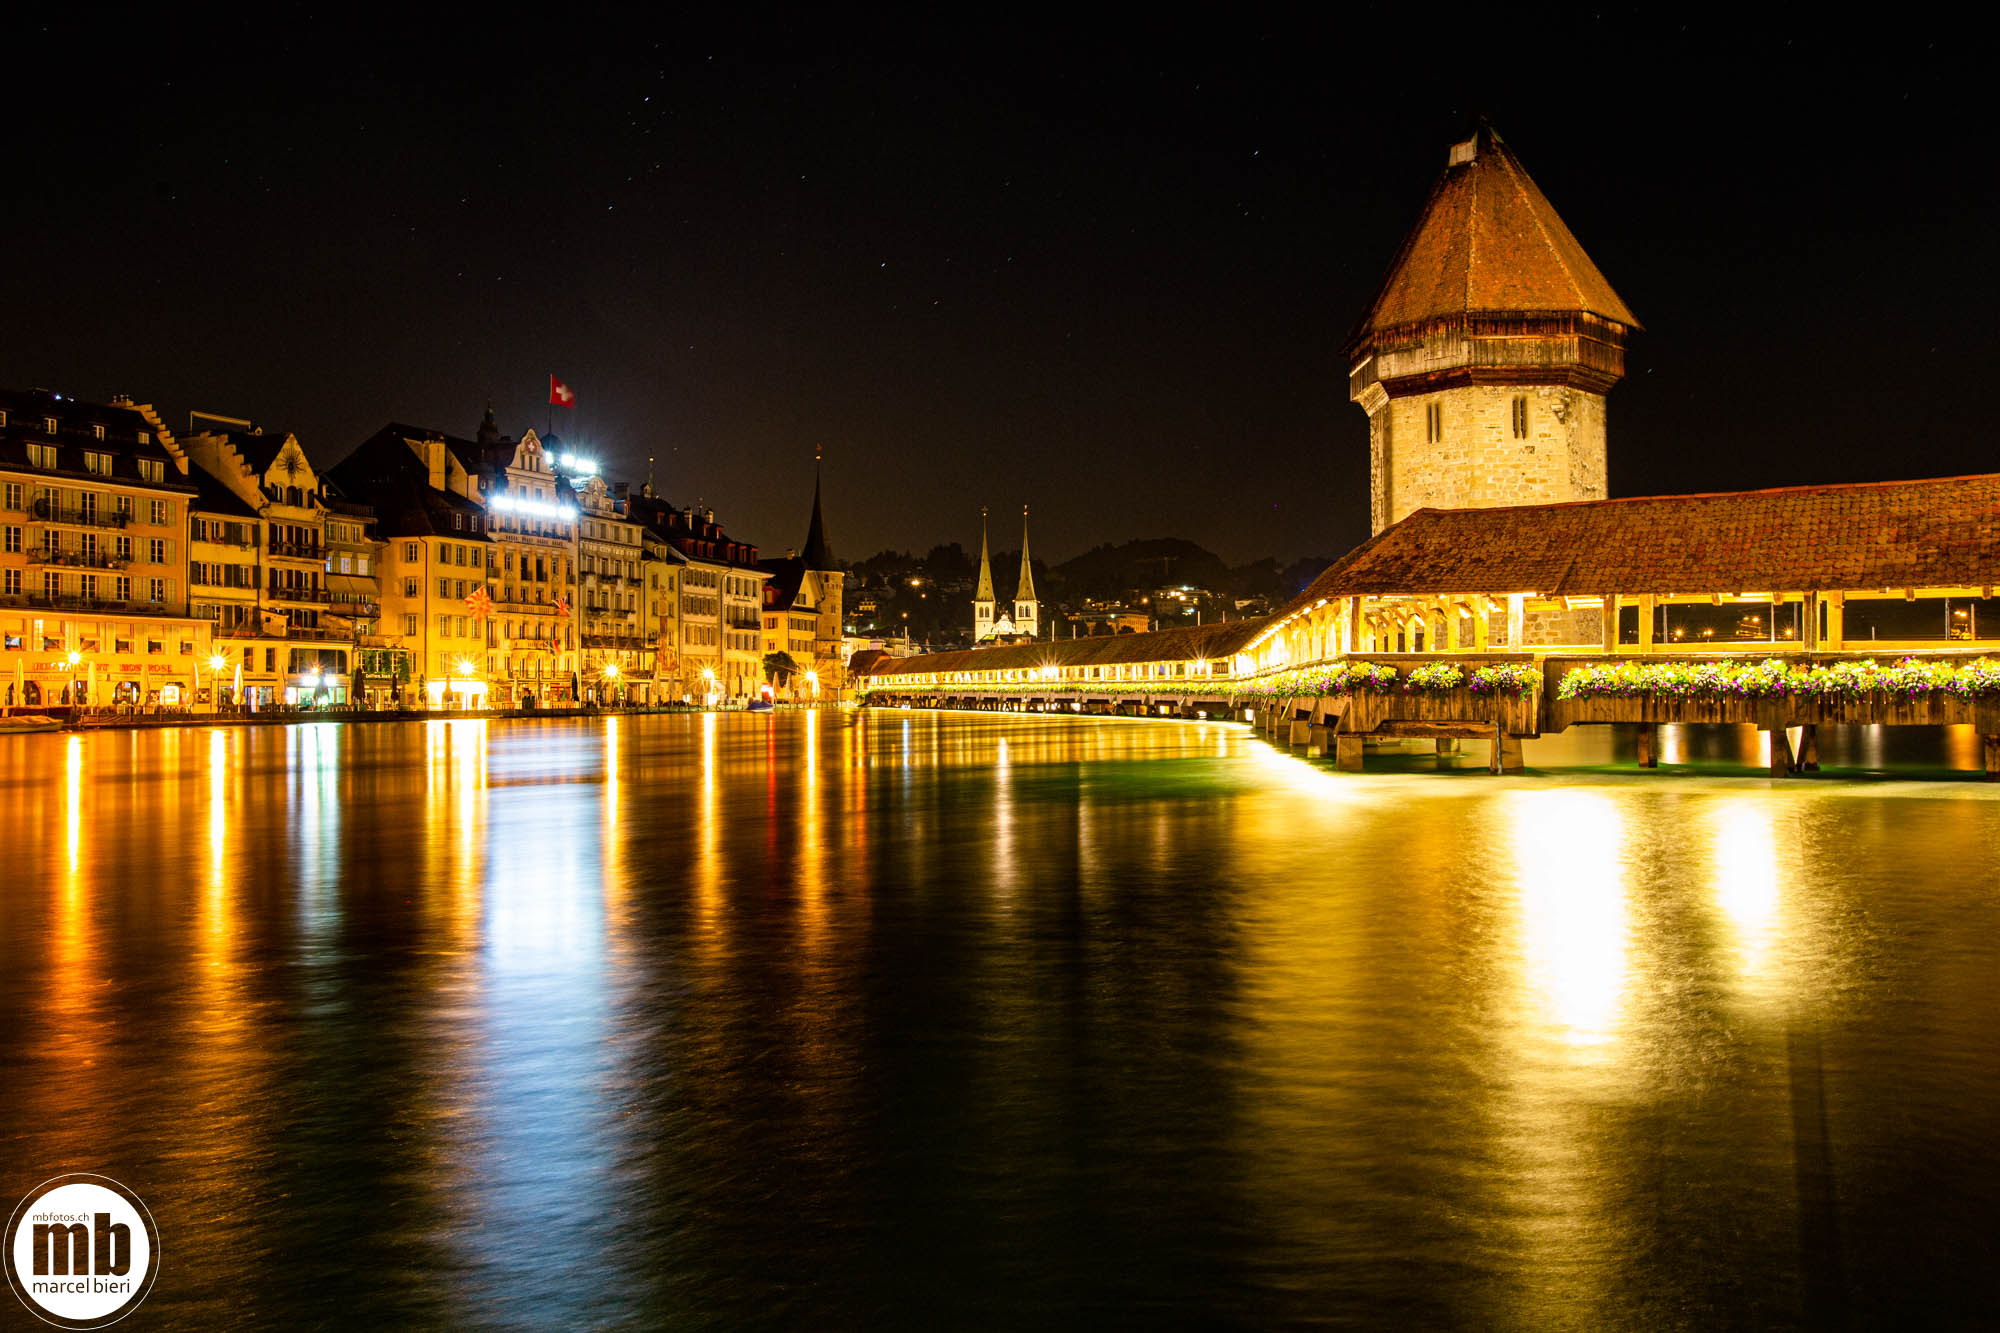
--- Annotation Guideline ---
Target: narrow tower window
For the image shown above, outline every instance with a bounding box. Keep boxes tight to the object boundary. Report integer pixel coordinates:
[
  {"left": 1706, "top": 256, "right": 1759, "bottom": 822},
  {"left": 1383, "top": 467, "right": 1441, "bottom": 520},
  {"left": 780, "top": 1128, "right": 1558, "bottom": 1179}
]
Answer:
[
  {"left": 1426, "top": 402, "right": 1442, "bottom": 443},
  {"left": 1511, "top": 396, "right": 1529, "bottom": 439}
]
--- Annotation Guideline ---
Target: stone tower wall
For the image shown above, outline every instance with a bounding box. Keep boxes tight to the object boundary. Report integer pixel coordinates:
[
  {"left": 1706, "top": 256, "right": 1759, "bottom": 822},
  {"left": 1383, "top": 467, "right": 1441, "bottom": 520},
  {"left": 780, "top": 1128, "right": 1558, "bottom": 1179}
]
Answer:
[{"left": 1369, "top": 384, "right": 1607, "bottom": 533}]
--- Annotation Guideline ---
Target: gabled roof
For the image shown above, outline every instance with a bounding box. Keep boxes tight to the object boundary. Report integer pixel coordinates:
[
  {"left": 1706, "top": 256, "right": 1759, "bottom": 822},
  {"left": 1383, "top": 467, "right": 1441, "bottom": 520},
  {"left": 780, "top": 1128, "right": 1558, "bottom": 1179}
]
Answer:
[
  {"left": 1347, "top": 126, "right": 1638, "bottom": 353},
  {"left": 326, "top": 426, "right": 489, "bottom": 540},
  {"left": 854, "top": 616, "right": 1271, "bottom": 680},
  {"left": 1282, "top": 473, "right": 2000, "bottom": 608},
  {"left": 189, "top": 464, "right": 259, "bottom": 518},
  {"left": 760, "top": 556, "right": 809, "bottom": 610}
]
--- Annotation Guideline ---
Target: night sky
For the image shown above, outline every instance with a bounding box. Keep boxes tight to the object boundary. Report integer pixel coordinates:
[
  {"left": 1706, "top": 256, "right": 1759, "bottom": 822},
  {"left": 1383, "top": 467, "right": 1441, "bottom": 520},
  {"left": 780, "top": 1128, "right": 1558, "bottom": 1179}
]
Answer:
[{"left": 6, "top": 16, "right": 1993, "bottom": 568}]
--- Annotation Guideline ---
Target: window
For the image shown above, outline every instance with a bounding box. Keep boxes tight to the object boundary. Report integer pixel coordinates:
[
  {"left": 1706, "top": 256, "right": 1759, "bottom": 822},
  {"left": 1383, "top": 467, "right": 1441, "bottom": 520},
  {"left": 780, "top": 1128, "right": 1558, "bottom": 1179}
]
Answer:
[
  {"left": 26, "top": 443, "right": 56, "bottom": 469},
  {"left": 404, "top": 613, "right": 419, "bottom": 636},
  {"left": 1511, "top": 396, "right": 1529, "bottom": 439},
  {"left": 83, "top": 451, "right": 110, "bottom": 474},
  {"left": 438, "top": 546, "right": 451, "bottom": 567},
  {"left": 44, "top": 572, "right": 59, "bottom": 599},
  {"left": 149, "top": 499, "right": 168, "bottom": 525},
  {"left": 115, "top": 576, "right": 130, "bottom": 601},
  {"left": 438, "top": 578, "right": 451, "bottom": 599},
  {"left": 1425, "top": 401, "right": 1442, "bottom": 442},
  {"left": 3, "top": 526, "right": 16, "bottom": 554},
  {"left": 439, "top": 615, "right": 451, "bottom": 638},
  {"left": 114, "top": 495, "right": 132, "bottom": 518},
  {"left": 91, "top": 424, "right": 106, "bottom": 440},
  {"left": 149, "top": 538, "right": 166, "bottom": 564},
  {"left": 338, "top": 554, "right": 351, "bottom": 574},
  {"left": 404, "top": 577, "right": 418, "bottom": 597},
  {"left": 2, "top": 571, "right": 17, "bottom": 595},
  {"left": 43, "top": 416, "right": 57, "bottom": 433},
  {"left": 137, "top": 459, "right": 164, "bottom": 483},
  {"left": 115, "top": 535, "right": 131, "bottom": 560},
  {"left": 149, "top": 578, "right": 165, "bottom": 603},
  {"left": 404, "top": 541, "right": 419, "bottom": 563},
  {"left": 357, "top": 555, "right": 369, "bottom": 576},
  {"left": 80, "top": 574, "right": 97, "bottom": 601},
  {"left": 137, "top": 430, "right": 149, "bottom": 445},
  {"left": 2, "top": 484, "right": 17, "bottom": 510}
]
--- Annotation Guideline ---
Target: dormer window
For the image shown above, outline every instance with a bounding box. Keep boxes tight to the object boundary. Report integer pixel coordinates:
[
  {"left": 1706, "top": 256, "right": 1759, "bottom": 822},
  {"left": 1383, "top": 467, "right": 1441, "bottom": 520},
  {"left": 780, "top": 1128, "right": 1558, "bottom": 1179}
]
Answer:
[
  {"left": 25, "top": 443, "right": 56, "bottom": 469},
  {"left": 83, "top": 451, "right": 112, "bottom": 475},
  {"left": 137, "top": 459, "right": 164, "bottom": 483},
  {"left": 90, "top": 424, "right": 106, "bottom": 440},
  {"left": 43, "top": 417, "right": 58, "bottom": 434},
  {"left": 137, "top": 430, "right": 150, "bottom": 444}
]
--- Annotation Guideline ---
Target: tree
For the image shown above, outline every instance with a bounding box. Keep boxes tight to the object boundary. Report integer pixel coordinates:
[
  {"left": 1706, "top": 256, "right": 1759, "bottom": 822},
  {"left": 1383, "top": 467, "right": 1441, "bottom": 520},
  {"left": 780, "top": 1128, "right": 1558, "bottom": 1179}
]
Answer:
[{"left": 763, "top": 651, "right": 800, "bottom": 686}]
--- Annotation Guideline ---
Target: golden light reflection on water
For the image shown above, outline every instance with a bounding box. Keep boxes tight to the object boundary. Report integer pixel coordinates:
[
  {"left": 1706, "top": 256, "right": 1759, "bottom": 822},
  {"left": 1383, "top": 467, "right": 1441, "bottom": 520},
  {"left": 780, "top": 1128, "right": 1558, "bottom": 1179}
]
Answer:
[
  {"left": 1509, "top": 789, "right": 1630, "bottom": 1050},
  {"left": 1711, "top": 801, "right": 1782, "bottom": 991},
  {"left": 7, "top": 713, "right": 2000, "bottom": 1327}
]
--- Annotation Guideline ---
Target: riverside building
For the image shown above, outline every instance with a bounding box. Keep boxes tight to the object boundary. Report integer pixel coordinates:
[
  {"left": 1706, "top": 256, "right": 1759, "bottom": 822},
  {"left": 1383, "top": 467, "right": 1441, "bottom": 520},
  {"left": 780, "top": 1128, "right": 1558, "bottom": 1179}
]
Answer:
[{"left": 0, "top": 388, "right": 212, "bottom": 707}]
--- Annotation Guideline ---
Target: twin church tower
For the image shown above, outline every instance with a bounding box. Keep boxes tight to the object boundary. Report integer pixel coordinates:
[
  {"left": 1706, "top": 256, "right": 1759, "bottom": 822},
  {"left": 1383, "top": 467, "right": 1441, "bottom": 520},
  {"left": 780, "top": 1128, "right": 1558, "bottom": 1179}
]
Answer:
[
  {"left": 966, "top": 124, "right": 1636, "bottom": 640},
  {"left": 972, "top": 506, "right": 1038, "bottom": 642}
]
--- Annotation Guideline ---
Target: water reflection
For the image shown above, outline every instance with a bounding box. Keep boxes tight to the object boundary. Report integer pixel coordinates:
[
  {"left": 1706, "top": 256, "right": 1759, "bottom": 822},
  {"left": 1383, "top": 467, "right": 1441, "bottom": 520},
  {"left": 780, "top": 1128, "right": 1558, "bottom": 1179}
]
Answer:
[
  {"left": 1510, "top": 789, "right": 1629, "bottom": 1049},
  {"left": 0, "top": 713, "right": 1998, "bottom": 1328}
]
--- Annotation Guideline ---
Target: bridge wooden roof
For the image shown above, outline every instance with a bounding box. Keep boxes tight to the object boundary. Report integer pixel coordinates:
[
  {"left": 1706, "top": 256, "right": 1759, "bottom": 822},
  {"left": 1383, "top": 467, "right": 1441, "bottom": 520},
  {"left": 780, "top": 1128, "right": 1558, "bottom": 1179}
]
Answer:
[
  {"left": 1284, "top": 473, "right": 2000, "bottom": 610},
  {"left": 852, "top": 617, "right": 1270, "bottom": 680}
]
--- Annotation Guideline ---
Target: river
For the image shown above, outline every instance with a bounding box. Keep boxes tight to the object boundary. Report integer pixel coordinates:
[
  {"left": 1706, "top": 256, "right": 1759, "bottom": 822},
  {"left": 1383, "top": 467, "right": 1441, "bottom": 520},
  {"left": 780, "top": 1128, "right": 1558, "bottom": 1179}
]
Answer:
[{"left": 2, "top": 711, "right": 1996, "bottom": 1328}]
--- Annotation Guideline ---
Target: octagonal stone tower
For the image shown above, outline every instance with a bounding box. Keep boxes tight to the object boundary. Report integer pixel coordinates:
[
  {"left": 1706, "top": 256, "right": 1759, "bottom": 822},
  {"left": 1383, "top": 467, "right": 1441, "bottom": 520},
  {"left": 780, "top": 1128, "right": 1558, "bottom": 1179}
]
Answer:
[{"left": 1347, "top": 126, "right": 1640, "bottom": 534}]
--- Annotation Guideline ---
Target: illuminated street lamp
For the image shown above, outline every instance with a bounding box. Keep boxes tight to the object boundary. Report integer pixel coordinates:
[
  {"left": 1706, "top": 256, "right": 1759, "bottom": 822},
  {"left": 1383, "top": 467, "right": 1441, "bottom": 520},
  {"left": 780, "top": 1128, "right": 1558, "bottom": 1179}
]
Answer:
[
  {"left": 701, "top": 665, "right": 717, "bottom": 709},
  {"left": 207, "top": 653, "right": 229, "bottom": 713},
  {"left": 805, "top": 669, "right": 820, "bottom": 700}
]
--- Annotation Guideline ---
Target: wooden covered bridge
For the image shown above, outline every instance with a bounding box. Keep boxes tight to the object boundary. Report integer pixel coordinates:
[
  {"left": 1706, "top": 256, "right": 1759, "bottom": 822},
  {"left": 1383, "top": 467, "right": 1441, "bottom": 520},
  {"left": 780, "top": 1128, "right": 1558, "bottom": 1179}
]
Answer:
[{"left": 853, "top": 474, "right": 2000, "bottom": 778}]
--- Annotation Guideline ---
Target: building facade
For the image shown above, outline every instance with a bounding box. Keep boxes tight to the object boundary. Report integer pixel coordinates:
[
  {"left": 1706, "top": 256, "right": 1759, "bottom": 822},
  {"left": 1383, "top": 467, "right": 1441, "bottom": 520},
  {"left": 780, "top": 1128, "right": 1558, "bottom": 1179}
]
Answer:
[
  {"left": 185, "top": 419, "right": 360, "bottom": 704},
  {"left": 577, "top": 476, "right": 648, "bottom": 702},
  {"left": 0, "top": 389, "right": 213, "bottom": 707}
]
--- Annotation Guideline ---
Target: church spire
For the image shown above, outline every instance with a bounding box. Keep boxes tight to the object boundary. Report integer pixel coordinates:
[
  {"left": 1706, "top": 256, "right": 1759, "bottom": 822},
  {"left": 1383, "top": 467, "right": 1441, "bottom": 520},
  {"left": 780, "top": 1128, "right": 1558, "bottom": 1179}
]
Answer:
[
  {"left": 1015, "top": 505, "right": 1036, "bottom": 602},
  {"left": 973, "top": 507, "right": 995, "bottom": 602},
  {"left": 801, "top": 445, "right": 834, "bottom": 569},
  {"left": 972, "top": 507, "right": 996, "bottom": 641},
  {"left": 1012, "top": 505, "right": 1039, "bottom": 640}
]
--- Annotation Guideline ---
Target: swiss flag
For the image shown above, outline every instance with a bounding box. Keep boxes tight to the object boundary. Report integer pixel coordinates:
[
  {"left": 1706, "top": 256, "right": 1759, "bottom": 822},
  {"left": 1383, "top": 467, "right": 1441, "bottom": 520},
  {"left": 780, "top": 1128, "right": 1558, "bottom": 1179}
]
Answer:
[{"left": 548, "top": 375, "right": 576, "bottom": 409}]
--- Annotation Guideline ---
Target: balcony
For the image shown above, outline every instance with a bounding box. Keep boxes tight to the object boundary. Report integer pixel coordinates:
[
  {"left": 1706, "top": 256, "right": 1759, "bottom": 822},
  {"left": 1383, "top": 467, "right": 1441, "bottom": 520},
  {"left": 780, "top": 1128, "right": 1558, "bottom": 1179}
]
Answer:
[
  {"left": 27, "top": 595, "right": 175, "bottom": 616},
  {"left": 268, "top": 540, "right": 325, "bottom": 561},
  {"left": 28, "top": 548, "right": 129, "bottom": 570},
  {"left": 266, "top": 586, "right": 332, "bottom": 604},
  {"left": 30, "top": 499, "right": 128, "bottom": 529}
]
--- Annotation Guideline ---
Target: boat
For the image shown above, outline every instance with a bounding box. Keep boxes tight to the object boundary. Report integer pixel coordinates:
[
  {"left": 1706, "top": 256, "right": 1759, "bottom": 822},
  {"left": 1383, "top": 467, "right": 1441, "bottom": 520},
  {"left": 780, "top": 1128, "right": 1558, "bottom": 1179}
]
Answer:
[{"left": 0, "top": 714, "right": 63, "bottom": 733}]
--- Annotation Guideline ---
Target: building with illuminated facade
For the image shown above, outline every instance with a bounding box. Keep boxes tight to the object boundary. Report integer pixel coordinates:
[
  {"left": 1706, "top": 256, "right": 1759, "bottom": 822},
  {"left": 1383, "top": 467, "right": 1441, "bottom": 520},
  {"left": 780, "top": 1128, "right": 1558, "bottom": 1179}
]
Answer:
[
  {"left": 184, "top": 416, "right": 368, "bottom": 704},
  {"left": 627, "top": 494, "right": 767, "bottom": 702},
  {"left": 328, "top": 424, "right": 499, "bottom": 708},
  {"left": 576, "top": 474, "right": 649, "bottom": 703},
  {"left": 0, "top": 389, "right": 214, "bottom": 707}
]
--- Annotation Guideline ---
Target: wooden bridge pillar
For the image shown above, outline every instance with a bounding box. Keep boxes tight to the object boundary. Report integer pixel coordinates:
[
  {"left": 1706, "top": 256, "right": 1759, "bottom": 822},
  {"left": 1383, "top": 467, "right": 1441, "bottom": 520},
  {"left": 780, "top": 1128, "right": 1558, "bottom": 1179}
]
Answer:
[
  {"left": 1306, "top": 724, "right": 1332, "bottom": 758},
  {"left": 1288, "top": 718, "right": 1311, "bottom": 747},
  {"left": 1798, "top": 724, "right": 1820, "bottom": 772},
  {"left": 1490, "top": 729, "right": 1523, "bottom": 774},
  {"left": 1335, "top": 735, "right": 1365, "bottom": 772},
  {"left": 1436, "top": 738, "right": 1459, "bottom": 756},
  {"left": 1636, "top": 722, "right": 1658, "bottom": 769},
  {"left": 1767, "top": 727, "right": 1795, "bottom": 777},
  {"left": 1986, "top": 735, "right": 2000, "bottom": 782}
]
